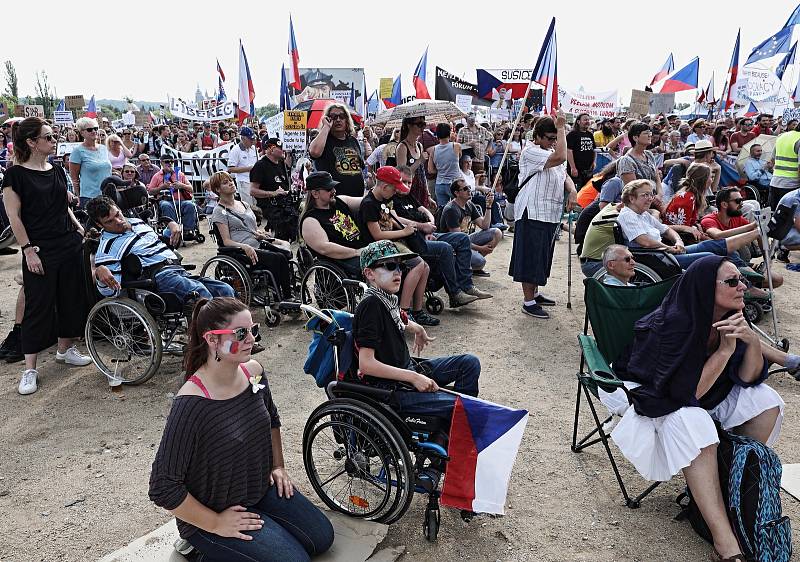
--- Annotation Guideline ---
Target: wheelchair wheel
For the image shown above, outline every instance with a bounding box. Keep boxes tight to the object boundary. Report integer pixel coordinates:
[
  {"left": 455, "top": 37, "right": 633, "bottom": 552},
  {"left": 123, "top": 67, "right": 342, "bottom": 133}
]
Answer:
[
  {"left": 592, "top": 263, "right": 661, "bottom": 286},
  {"left": 200, "top": 256, "right": 252, "bottom": 306},
  {"left": 303, "top": 398, "right": 414, "bottom": 524},
  {"left": 301, "top": 264, "right": 352, "bottom": 313},
  {"left": 264, "top": 308, "right": 282, "bottom": 328},
  {"left": 743, "top": 301, "right": 764, "bottom": 324},
  {"left": 85, "top": 297, "right": 162, "bottom": 385},
  {"left": 195, "top": 233, "right": 205, "bottom": 244},
  {"left": 424, "top": 505, "right": 440, "bottom": 542},
  {"left": 425, "top": 294, "right": 444, "bottom": 315}
]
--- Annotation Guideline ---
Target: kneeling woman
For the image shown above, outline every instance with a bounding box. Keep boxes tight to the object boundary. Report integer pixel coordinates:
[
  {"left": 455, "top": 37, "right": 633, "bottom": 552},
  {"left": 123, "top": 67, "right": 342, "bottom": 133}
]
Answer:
[
  {"left": 611, "top": 256, "right": 793, "bottom": 561},
  {"left": 208, "top": 171, "right": 295, "bottom": 300},
  {"left": 149, "top": 297, "right": 334, "bottom": 561}
]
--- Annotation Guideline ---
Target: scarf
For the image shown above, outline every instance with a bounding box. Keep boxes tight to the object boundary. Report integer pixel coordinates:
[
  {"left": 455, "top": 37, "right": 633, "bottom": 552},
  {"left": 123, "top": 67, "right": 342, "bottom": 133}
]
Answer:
[{"left": 365, "top": 285, "right": 405, "bottom": 333}]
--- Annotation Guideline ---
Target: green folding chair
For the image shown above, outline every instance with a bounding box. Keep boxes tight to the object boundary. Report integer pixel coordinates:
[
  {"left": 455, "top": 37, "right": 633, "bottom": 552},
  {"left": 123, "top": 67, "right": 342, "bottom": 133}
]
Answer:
[{"left": 572, "top": 276, "right": 678, "bottom": 508}]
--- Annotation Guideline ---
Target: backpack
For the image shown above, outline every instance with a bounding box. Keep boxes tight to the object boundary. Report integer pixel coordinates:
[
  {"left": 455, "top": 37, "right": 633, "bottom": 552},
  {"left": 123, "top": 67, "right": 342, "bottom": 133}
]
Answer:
[
  {"left": 768, "top": 204, "right": 796, "bottom": 241},
  {"left": 502, "top": 166, "right": 538, "bottom": 204},
  {"left": 675, "top": 428, "right": 791, "bottom": 562}
]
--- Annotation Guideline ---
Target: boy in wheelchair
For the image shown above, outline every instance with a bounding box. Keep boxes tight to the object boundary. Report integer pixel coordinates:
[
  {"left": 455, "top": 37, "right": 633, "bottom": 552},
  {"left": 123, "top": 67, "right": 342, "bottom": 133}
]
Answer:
[{"left": 353, "top": 240, "right": 481, "bottom": 424}]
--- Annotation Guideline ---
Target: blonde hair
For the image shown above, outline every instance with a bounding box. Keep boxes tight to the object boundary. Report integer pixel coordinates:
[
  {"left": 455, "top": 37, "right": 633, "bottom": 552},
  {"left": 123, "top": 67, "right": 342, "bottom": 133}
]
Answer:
[
  {"left": 105, "top": 134, "right": 122, "bottom": 148},
  {"left": 75, "top": 117, "right": 99, "bottom": 132},
  {"left": 323, "top": 103, "right": 355, "bottom": 137},
  {"left": 207, "top": 171, "right": 233, "bottom": 194},
  {"left": 621, "top": 179, "right": 655, "bottom": 205}
]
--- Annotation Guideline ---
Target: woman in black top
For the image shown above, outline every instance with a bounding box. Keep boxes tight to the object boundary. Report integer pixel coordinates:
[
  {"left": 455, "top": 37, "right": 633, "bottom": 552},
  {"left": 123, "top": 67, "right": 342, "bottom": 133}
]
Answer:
[
  {"left": 395, "top": 117, "right": 432, "bottom": 209},
  {"left": 2, "top": 117, "right": 90, "bottom": 396},
  {"left": 150, "top": 297, "right": 333, "bottom": 561}
]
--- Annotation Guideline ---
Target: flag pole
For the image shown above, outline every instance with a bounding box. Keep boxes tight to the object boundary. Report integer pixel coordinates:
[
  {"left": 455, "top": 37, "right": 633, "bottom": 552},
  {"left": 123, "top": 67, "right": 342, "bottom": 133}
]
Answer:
[{"left": 489, "top": 78, "right": 535, "bottom": 194}]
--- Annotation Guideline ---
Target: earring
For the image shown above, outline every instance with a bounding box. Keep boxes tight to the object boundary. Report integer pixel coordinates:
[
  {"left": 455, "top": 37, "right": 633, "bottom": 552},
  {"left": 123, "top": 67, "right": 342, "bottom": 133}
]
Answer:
[{"left": 214, "top": 348, "right": 220, "bottom": 362}]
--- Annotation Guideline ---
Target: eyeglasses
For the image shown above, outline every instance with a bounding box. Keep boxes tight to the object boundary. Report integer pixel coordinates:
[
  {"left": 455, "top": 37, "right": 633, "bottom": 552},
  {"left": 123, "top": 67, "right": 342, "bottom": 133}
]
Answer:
[
  {"left": 83, "top": 127, "right": 98, "bottom": 132},
  {"left": 329, "top": 113, "right": 347, "bottom": 121},
  {"left": 204, "top": 324, "right": 260, "bottom": 342},
  {"left": 717, "top": 275, "right": 751, "bottom": 288},
  {"left": 637, "top": 191, "right": 656, "bottom": 199},
  {"left": 729, "top": 198, "right": 744, "bottom": 205},
  {"left": 35, "top": 134, "right": 56, "bottom": 142},
  {"left": 374, "top": 261, "right": 405, "bottom": 272},
  {"left": 610, "top": 256, "right": 633, "bottom": 263}
]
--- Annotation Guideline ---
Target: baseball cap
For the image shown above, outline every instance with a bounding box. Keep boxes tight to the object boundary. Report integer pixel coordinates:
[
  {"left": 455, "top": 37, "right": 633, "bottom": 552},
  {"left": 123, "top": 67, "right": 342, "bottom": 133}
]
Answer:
[
  {"left": 375, "top": 166, "right": 409, "bottom": 194},
  {"left": 264, "top": 137, "right": 283, "bottom": 148},
  {"left": 693, "top": 139, "right": 714, "bottom": 154},
  {"left": 239, "top": 126, "right": 255, "bottom": 139},
  {"left": 360, "top": 240, "right": 417, "bottom": 271},
  {"left": 305, "top": 171, "right": 339, "bottom": 191}
]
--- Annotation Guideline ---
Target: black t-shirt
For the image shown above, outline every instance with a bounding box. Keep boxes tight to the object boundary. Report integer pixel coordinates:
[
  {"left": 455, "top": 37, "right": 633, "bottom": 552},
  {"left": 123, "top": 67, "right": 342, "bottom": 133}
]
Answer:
[
  {"left": 359, "top": 191, "right": 398, "bottom": 244},
  {"left": 250, "top": 156, "right": 291, "bottom": 208},
  {"left": 300, "top": 196, "right": 363, "bottom": 251},
  {"left": 392, "top": 193, "right": 428, "bottom": 224},
  {"left": 566, "top": 130, "right": 596, "bottom": 175},
  {"left": 313, "top": 134, "right": 365, "bottom": 197},
  {"left": 2, "top": 165, "right": 80, "bottom": 256},
  {"left": 353, "top": 295, "right": 411, "bottom": 378},
  {"left": 441, "top": 199, "right": 480, "bottom": 232}
]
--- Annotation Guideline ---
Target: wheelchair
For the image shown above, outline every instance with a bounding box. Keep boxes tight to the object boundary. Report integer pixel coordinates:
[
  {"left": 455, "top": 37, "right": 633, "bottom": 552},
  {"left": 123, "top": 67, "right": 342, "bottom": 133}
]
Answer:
[
  {"left": 590, "top": 222, "right": 682, "bottom": 285},
  {"left": 150, "top": 188, "right": 206, "bottom": 244},
  {"left": 200, "top": 223, "right": 302, "bottom": 327},
  {"left": 297, "top": 304, "right": 474, "bottom": 541}
]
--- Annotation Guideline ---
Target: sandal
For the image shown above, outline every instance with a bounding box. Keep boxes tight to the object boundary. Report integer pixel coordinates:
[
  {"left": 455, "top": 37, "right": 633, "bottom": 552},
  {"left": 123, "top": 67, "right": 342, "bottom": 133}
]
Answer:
[{"left": 710, "top": 549, "right": 746, "bottom": 562}]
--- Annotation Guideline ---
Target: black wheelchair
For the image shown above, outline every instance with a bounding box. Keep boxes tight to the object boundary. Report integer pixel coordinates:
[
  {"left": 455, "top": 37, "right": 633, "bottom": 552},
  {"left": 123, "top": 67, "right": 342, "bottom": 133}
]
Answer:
[
  {"left": 200, "top": 223, "right": 302, "bottom": 327},
  {"left": 296, "top": 304, "right": 474, "bottom": 541},
  {"left": 150, "top": 188, "right": 206, "bottom": 244}
]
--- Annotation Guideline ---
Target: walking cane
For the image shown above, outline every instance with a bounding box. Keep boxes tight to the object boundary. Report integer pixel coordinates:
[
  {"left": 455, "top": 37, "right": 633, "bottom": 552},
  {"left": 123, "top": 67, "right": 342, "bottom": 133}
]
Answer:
[{"left": 567, "top": 210, "right": 573, "bottom": 310}]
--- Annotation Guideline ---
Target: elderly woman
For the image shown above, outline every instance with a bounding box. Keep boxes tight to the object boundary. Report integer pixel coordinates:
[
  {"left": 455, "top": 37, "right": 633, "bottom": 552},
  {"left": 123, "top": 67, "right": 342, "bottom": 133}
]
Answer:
[
  {"left": 106, "top": 133, "right": 134, "bottom": 170},
  {"left": 610, "top": 256, "right": 797, "bottom": 561},
  {"left": 617, "top": 179, "right": 756, "bottom": 269},
  {"left": 69, "top": 117, "right": 112, "bottom": 207}
]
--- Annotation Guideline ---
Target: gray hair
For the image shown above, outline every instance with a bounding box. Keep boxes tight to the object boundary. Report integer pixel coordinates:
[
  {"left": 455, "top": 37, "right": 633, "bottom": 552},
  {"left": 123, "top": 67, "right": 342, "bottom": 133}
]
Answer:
[{"left": 602, "top": 244, "right": 630, "bottom": 268}]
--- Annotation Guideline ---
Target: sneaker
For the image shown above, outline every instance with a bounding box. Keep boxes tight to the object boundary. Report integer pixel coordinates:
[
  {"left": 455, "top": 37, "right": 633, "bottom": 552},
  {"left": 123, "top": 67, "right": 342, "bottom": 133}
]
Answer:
[
  {"left": 412, "top": 310, "right": 441, "bottom": 326},
  {"left": 449, "top": 291, "right": 479, "bottom": 308},
  {"left": 463, "top": 286, "right": 493, "bottom": 300},
  {"left": 522, "top": 303, "right": 549, "bottom": 319},
  {"left": 472, "top": 270, "right": 491, "bottom": 278},
  {"left": 535, "top": 294, "right": 556, "bottom": 307},
  {"left": 778, "top": 248, "right": 791, "bottom": 263},
  {"left": 18, "top": 369, "right": 38, "bottom": 395},
  {"left": 55, "top": 346, "right": 93, "bottom": 366}
]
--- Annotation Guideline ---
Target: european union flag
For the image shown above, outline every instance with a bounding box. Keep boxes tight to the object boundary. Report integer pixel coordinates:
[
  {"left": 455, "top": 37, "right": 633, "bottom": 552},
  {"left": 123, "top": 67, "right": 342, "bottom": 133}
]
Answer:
[{"left": 745, "top": 26, "right": 792, "bottom": 65}]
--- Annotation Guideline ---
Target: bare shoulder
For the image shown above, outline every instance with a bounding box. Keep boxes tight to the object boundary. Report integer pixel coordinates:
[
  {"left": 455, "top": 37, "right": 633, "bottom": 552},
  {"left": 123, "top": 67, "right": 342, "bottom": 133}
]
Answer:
[
  {"left": 176, "top": 378, "right": 206, "bottom": 398},
  {"left": 244, "top": 359, "right": 265, "bottom": 378}
]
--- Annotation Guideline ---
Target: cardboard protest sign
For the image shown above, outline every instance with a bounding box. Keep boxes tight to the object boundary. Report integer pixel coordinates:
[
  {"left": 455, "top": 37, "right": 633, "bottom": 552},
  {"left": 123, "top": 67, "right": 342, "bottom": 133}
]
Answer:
[
  {"left": 648, "top": 92, "right": 675, "bottom": 114},
  {"left": 53, "top": 110, "right": 74, "bottom": 125},
  {"left": 64, "top": 95, "right": 85, "bottom": 110},
  {"left": 455, "top": 94, "right": 473, "bottom": 114},
  {"left": 264, "top": 112, "right": 283, "bottom": 140},
  {"left": 629, "top": 89, "right": 652, "bottom": 116},
  {"left": 161, "top": 144, "right": 230, "bottom": 182},
  {"left": 168, "top": 98, "right": 235, "bottom": 121},
  {"left": 379, "top": 78, "right": 394, "bottom": 100},
  {"left": 561, "top": 90, "right": 619, "bottom": 118},
  {"left": 122, "top": 112, "right": 136, "bottom": 126},
  {"left": 283, "top": 110, "right": 307, "bottom": 151},
  {"left": 15, "top": 105, "right": 45, "bottom": 118},
  {"left": 56, "top": 142, "right": 82, "bottom": 157}
]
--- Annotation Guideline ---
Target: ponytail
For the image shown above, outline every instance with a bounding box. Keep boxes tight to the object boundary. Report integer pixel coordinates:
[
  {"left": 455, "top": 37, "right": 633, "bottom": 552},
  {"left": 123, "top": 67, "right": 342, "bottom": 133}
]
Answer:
[{"left": 182, "top": 297, "right": 248, "bottom": 379}]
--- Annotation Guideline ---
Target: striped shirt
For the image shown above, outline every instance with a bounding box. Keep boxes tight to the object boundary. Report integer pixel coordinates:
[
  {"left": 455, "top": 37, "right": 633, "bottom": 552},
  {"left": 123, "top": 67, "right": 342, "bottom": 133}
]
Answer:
[
  {"left": 94, "top": 218, "right": 177, "bottom": 297},
  {"left": 515, "top": 144, "right": 567, "bottom": 223},
  {"left": 149, "top": 368, "right": 281, "bottom": 539}
]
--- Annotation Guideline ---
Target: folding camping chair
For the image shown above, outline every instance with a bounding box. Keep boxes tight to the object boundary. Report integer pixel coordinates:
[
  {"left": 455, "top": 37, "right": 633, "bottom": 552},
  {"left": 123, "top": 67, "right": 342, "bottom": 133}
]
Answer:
[{"left": 571, "top": 276, "right": 678, "bottom": 508}]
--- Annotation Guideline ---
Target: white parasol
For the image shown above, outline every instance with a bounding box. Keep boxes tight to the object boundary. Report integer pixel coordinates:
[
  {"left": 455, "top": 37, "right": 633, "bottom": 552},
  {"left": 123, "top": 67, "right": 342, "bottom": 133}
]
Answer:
[{"left": 370, "top": 99, "right": 467, "bottom": 128}]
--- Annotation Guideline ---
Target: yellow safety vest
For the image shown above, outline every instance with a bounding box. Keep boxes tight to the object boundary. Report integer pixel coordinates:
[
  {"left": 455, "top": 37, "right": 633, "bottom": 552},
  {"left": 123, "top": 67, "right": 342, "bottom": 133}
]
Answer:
[{"left": 773, "top": 131, "right": 800, "bottom": 179}]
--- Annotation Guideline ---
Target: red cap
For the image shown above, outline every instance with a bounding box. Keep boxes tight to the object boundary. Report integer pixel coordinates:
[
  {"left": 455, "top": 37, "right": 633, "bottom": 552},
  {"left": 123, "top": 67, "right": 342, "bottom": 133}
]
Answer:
[{"left": 375, "top": 166, "right": 409, "bottom": 194}]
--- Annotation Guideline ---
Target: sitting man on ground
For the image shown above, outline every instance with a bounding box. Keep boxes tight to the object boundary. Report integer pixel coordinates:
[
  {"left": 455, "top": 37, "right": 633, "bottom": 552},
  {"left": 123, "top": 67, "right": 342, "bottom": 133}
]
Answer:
[
  {"left": 146, "top": 155, "right": 200, "bottom": 233},
  {"left": 391, "top": 166, "right": 487, "bottom": 307},
  {"left": 441, "top": 178, "right": 503, "bottom": 277},
  {"left": 601, "top": 244, "right": 636, "bottom": 286},
  {"left": 359, "top": 166, "right": 439, "bottom": 326},
  {"left": 299, "top": 171, "right": 366, "bottom": 279},
  {"left": 354, "top": 240, "right": 481, "bottom": 422},
  {"left": 87, "top": 197, "right": 235, "bottom": 302}
]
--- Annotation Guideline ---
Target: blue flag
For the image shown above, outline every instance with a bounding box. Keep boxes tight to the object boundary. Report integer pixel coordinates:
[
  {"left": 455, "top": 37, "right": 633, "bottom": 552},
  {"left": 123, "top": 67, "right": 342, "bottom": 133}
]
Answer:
[
  {"left": 776, "top": 42, "right": 797, "bottom": 80},
  {"left": 56, "top": 99, "right": 65, "bottom": 112},
  {"left": 746, "top": 27, "right": 793, "bottom": 65}
]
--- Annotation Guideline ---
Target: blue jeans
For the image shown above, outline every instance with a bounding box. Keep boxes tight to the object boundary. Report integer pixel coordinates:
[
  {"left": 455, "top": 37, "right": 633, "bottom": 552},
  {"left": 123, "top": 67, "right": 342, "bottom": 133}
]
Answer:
[
  {"left": 158, "top": 200, "right": 199, "bottom": 230},
  {"left": 186, "top": 486, "right": 334, "bottom": 562},
  {"left": 471, "top": 193, "right": 503, "bottom": 225},
  {"left": 469, "top": 228, "right": 500, "bottom": 270},
  {"left": 154, "top": 267, "right": 235, "bottom": 302},
  {"left": 392, "top": 354, "right": 481, "bottom": 421},
  {"left": 424, "top": 238, "right": 466, "bottom": 295},
  {"left": 433, "top": 231, "right": 474, "bottom": 291},
  {"left": 674, "top": 238, "right": 731, "bottom": 269},
  {"left": 435, "top": 182, "right": 453, "bottom": 207}
]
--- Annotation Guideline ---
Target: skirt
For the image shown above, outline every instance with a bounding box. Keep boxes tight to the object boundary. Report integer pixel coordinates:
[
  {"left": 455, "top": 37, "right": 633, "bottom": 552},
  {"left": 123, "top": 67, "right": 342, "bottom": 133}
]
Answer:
[{"left": 610, "top": 384, "right": 784, "bottom": 482}]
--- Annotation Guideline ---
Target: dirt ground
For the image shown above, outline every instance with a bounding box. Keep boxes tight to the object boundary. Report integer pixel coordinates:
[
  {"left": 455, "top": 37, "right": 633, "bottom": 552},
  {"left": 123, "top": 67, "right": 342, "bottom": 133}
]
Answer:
[{"left": 1, "top": 231, "right": 799, "bottom": 562}]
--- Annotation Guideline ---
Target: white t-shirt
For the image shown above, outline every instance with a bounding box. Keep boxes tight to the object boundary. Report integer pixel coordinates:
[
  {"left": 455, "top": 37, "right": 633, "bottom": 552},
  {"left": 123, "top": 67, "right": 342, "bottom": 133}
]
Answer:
[
  {"left": 617, "top": 206, "right": 668, "bottom": 244},
  {"left": 461, "top": 169, "right": 476, "bottom": 192},
  {"left": 514, "top": 144, "right": 567, "bottom": 223},
  {"left": 226, "top": 143, "right": 258, "bottom": 184}
]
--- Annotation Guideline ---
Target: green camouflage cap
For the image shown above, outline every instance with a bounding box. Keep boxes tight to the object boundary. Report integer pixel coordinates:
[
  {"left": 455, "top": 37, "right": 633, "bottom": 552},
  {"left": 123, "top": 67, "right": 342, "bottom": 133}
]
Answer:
[{"left": 360, "top": 240, "right": 417, "bottom": 271}]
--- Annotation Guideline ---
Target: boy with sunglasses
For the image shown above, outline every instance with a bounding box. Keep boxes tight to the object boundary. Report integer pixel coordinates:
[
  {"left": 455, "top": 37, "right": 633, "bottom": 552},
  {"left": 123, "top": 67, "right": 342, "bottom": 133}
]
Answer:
[{"left": 353, "top": 241, "right": 481, "bottom": 421}]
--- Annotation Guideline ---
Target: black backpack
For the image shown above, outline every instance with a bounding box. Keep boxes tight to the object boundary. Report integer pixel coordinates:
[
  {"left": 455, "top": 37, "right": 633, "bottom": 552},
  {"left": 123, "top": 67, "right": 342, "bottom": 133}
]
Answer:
[
  {"left": 502, "top": 166, "right": 538, "bottom": 204},
  {"left": 675, "top": 428, "right": 791, "bottom": 562}
]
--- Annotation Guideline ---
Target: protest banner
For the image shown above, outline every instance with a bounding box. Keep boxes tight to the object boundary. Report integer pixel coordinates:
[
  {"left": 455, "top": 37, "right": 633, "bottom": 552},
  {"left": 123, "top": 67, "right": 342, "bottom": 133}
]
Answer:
[
  {"left": 455, "top": 94, "right": 473, "bottom": 114},
  {"left": 783, "top": 107, "right": 800, "bottom": 123},
  {"left": 15, "top": 104, "right": 45, "bottom": 118},
  {"left": 111, "top": 119, "right": 125, "bottom": 131},
  {"left": 489, "top": 108, "right": 511, "bottom": 121},
  {"left": 56, "top": 142, "right": 81, "bottom": 157},
  {"left": 53, "top": 110, "right": 74, "bottom": 125},
  {"left": 648, "top": 92, "right": 675, "bottom": 114},
  {"left": 283, "top": 110, "right": 307, "bottom": 151},
  {"left": 435, "top": 67, "right": 491, "bottom": 107},
  {"left": 629, "top": 89, "right": 652, "bottom": 116},
  {"left": 264, "top": 112, "right": 283, "bottom": 139},
  {"left": 293, "top": 68, "right": 365, "bottom": 110},
  {"left": 478, "top": 69, "right": 533, "bottom": 100},
  {"left": 561, "top": 90, "right": 619, "bottom": 118},
  {"left": 64, "top": 95, "right": 85, "bottom": 110},
  {"left": 733, "top": 67, "right": 782, "bottom": 102},
  {"left": 379, "top": 78, "right": 394, "bottom": 100},
  {"left": 122, "top": 112, "right": 136, "bottom": 126},
  {"left": 168, "top": 98, "right": 235, "bottom": 121},
  {"left": 161, "top": 144, "right": 230, "bottom": 182}
]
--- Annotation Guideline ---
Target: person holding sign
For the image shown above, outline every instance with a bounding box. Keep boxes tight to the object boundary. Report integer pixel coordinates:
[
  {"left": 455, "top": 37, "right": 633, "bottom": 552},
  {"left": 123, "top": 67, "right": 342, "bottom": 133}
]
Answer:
[{"left": 309, "top": 104, "right": 366, "bottom": 198}]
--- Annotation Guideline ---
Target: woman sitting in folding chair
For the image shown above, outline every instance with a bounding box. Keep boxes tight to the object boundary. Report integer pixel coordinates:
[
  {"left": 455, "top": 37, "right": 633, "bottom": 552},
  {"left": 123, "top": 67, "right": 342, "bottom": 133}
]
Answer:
[{"left": 610, "top": 255, "right": 798, "bottom": 561}]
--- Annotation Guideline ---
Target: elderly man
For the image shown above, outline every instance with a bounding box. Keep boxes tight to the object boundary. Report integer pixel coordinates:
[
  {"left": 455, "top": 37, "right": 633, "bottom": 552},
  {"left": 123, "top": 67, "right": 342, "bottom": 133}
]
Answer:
[
  {"left": 226, "top": 126, "right": 258, "bottom": 205},
  {"left": 250, "top": 137, "right": 297, "bottom": 240},
  {"left": 456, "top": 113, "right": 492, "bottom": 175},
  {"left": 136, "top": 154, "right": 160, "bottom": 186},
  {"left": 743, "top": 144, "right": 774, "bottom": 191},
  {"left": 601, "top": 244, "right": 635, "bottom": 286}
]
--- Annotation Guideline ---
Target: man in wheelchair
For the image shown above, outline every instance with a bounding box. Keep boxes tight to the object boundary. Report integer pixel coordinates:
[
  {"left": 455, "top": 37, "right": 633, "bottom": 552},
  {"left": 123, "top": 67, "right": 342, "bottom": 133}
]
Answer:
[
  {"left": 86, "top": 197, "right": 234, "bottom": 301},
  {"left": 353, "top": 240, "right": 480, "bottom": 423},
  {"left": 146, "top": 155, "right": 200, "bottom": 235}
]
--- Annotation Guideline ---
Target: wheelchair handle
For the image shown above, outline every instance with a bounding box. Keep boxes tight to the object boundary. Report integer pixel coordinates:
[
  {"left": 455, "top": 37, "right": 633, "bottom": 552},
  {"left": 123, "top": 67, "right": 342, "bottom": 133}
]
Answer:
[{"left": 299, "top": 304, "right": 334, "bottom": 325}]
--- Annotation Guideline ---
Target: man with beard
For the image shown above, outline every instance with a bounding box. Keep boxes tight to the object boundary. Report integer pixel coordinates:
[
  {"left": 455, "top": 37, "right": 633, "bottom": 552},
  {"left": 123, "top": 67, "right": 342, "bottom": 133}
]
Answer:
[
  {"left": 309, "top": 103, "right": 366, "bottom": 197},
  {"left": 566, "top": 113, "right": 596, "bottom": 188},
  {"left": 593, "top": 119, "right": 615, "bottom": 147},
  {"left": 249, "top": 138, "right": 299, "bottom": 241}
]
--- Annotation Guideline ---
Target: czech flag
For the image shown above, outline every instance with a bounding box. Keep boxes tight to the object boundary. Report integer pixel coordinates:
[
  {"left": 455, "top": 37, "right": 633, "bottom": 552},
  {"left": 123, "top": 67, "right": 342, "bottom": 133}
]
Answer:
[
  {"left": 383, "top": 75, "right": 402, "bottom": 109},
  {"left": 476, "top": 70, "right": 530, "bottom": 101},
  {"left": 413, "top": 47, "right": 431, "bottom": 99},
  {"left": 237, "top": 40, "right": 255, "bottom": 124},
  {"left": 441, "top": 395, "right": 528, "bottom": 514},
  {"left": 649, "top": 53, "right": 674, "bottom": 86},
  {"left": 697, "top": 72, "right": 714, "bottom": 105},
  {"left": 724, "top": 30, "right": 740, "bottom": 111},
  {"left": 216, "top": 58, "right": 226, "bottom": 83},
  {"left": 777, "top": 41, "right": 797, "bottom": 80},
  {"left": 660, "top": 57, "right": 699, "bottom": 94},
  {"left": 288, "top": 15, "right": 302, "bottom": 91},
  {"left": 532, "top": 17, "right": 558, "bottom": 115},
  {"left": 742, "top": 102, "right": 759, "bottom": 118},
  {"left": 86, "top": 95, "right": 97, "bottom": 118}
]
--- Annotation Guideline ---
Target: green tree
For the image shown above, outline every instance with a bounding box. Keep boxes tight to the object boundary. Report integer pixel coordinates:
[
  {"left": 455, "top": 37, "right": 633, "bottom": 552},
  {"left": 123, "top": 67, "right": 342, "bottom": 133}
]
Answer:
[
  {"left": 33, "top": 71, "right": 58, "bottom": 117},
  {"left": 256, "top": 103, "right": 279, "bottom": 119},
  {"left": 3, "top": 61, "right": 18, "bottom": 102}
]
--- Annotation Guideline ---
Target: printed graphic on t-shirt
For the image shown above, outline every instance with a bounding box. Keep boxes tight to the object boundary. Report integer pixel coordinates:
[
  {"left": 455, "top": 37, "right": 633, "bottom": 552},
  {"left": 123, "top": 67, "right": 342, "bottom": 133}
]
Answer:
[
  {"left": 333, "top": 146, "right": 363, "bottom": 176},
  {"left": 378, "top": 201, "right": 394, "bottom": 231},
  {"left": 459, "top": 212, "right": 471, "bottom": 233},
  {"left": 330, "top": 210, "right": 360, "bottom": 241},
  {"left": 579, "top": 137, "right": 595, "bottom": 151}
]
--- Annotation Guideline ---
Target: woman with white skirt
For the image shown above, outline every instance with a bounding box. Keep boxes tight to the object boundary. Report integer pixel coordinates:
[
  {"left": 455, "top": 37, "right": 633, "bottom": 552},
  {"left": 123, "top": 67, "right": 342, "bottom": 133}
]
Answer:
[{"left": 608, "top": 255, "right": 796, "bottom": 562}]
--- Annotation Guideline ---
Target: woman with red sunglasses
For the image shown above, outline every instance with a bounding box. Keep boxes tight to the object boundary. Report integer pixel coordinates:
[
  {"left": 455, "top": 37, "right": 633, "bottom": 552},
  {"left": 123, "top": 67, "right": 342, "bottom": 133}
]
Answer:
[{"left": 149, "top": 297, "right": 334, "bottom": 561}]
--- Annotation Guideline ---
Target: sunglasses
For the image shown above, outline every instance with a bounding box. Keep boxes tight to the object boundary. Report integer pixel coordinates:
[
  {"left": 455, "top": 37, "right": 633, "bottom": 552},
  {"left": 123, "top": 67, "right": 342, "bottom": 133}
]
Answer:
[
  {"left": 374, "top": 261, "right": 405, "bottom": 272},
  {"left": 35, "top": 134, "right": 57, "bottom": 142},
  {"left": 717, "top": 275, "right": 751, "bottom": 288},
  {"left": 329, "top": 113, "right": 347, "bottom": 121},
  {"left": 610, "top": 256, "right": 633, "bottom": 263},
  {"left": 204, "top": 324, "right": 260, "bottom": 342},
  {"left": 83, "top": 127, "right": 99, "bottom": 132},
  {"left": 729, "top": 198, "right": 744, "bottom": 204}
]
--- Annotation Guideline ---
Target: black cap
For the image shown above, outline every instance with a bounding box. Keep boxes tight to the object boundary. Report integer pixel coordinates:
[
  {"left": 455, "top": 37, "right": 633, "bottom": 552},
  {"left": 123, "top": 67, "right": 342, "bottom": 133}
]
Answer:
[
  {"left": 264, "top": 137, "right": 282, "bottom": 148},
  {"left": 305, "top": 171, "right": 339, "bottom": 191}
]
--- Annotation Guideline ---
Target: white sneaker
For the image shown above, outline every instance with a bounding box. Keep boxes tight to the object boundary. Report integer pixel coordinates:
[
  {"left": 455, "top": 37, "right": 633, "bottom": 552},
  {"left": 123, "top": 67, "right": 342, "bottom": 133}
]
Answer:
[
  {"left": 56, "top": 346, "right": 93, "bottom": 366},
  {"left": 18, "top": 369, "right": 38, "bottom": 395}
]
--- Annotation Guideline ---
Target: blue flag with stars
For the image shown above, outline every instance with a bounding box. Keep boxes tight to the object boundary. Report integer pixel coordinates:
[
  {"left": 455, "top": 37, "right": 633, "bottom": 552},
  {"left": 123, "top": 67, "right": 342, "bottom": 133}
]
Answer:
[{"left": 746, "top": 26, "right": 793, "bottom": 65}]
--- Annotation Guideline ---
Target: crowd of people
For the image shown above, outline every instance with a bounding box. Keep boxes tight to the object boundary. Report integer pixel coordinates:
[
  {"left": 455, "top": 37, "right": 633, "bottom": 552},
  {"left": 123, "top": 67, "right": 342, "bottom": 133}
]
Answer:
[{"left": 3, "top": 98, "right": 800, "bottom": 561}]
